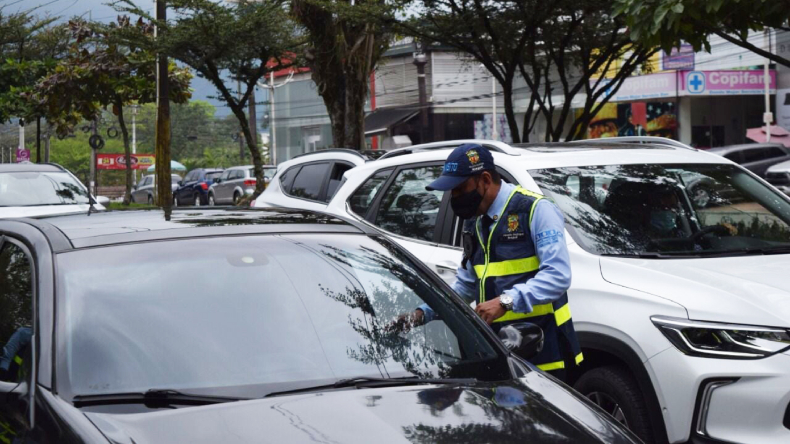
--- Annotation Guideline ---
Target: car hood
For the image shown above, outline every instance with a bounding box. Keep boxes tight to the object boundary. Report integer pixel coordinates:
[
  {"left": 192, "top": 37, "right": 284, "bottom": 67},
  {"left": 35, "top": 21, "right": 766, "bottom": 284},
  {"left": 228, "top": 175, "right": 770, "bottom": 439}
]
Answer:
[
  {"left": 767, "top": 160, "right": 790, "bottom": 173},
  {"left": 600, "top": 255, "right": 790, "bottom": 327},
  {"left": 0, "top": 203, "right": 105, "bottom": 218},
  {"left": 84, "top": 374, "right": 637, "bottom": 444}
]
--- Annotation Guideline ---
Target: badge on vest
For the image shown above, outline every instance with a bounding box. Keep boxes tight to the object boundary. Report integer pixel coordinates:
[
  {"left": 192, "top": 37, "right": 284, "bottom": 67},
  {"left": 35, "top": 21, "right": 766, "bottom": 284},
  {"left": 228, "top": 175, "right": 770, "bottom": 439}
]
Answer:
[{"left": 500, "top": 214, "right": 526, "bottom": 241}]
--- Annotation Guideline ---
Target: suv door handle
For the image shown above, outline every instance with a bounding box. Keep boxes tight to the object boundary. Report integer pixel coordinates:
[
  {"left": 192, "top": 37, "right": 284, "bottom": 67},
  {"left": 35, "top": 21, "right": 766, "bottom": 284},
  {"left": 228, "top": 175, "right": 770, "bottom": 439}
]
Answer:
[{"left": 436, "top": 264, "right": 457, "bottom": 274}]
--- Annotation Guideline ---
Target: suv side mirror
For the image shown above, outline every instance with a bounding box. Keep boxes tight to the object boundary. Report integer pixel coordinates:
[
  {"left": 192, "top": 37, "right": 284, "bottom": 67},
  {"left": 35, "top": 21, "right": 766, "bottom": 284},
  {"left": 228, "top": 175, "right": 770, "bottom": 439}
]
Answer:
[
  {"left": 498, "top": 322, "right": 544, "bottom": 361},
  {"left": 214, "top": 178, "right": 221, "bottom": 184}
]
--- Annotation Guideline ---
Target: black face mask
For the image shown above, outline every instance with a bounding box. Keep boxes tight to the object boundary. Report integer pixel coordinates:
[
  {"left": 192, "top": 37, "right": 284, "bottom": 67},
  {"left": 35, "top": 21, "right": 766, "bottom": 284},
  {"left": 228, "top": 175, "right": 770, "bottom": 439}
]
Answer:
[{"left": 451, "top": 183, "right": 484, "bottom": 220}]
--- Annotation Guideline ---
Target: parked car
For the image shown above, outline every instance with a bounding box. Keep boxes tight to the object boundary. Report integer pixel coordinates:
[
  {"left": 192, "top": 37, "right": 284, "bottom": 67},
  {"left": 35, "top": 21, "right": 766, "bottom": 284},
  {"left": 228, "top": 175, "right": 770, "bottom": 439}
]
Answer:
[
  {"left": 251, "top": 149, "right": 369, "bottom": 211},
  {"left": 765, "top": 159, "right": 790, "bottom": 196},
  {"left": 208, "top": 165, "right": 276, "bottom": 205},
  {"left": 0, "top": 208, "right": 640, "bottom": 443},
  {"left": 173, "top": 168, "right": 223, "bottom": 206},
  {"left": 131, "top": 174, "right": 181, "bottom": 205},
  {"left": 708, "top": 142, "right": 790, "bottom": 177},
  {"left": 262, "top": 137, "right": 790, "bottom": 444},
  {"left": 0, "top": 162, "right": 107, "bottom": 218}
]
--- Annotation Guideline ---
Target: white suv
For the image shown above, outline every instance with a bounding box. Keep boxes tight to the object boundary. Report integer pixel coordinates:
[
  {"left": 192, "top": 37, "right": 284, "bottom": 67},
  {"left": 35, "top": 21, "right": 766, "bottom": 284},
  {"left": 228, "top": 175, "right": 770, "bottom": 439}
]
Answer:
[{"left": 257, "top": 138, "right": 790, "bottom": 444}]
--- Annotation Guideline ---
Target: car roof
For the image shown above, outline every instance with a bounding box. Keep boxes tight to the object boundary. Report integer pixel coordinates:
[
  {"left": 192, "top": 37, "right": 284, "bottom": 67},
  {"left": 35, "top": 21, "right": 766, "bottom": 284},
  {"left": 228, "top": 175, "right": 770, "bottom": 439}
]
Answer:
[
  {"left": 0, "top": 163, "right": 65, "bottom": 173},
  {"left": 708, "top": 143, "right": 787, "bottom": 154},
  {"left": 11, "top": 208, "right": 373, "bottom": 252}
]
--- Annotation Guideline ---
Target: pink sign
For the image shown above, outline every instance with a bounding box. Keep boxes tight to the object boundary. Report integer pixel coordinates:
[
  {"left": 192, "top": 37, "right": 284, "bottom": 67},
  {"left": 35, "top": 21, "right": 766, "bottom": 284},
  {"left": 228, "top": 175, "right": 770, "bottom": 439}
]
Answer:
[
  {"left": 681, "top": 70, "right": 776, "bottom": 95},
  {"left": 16, "top": 149, "right": 30, "bottom": 163}
]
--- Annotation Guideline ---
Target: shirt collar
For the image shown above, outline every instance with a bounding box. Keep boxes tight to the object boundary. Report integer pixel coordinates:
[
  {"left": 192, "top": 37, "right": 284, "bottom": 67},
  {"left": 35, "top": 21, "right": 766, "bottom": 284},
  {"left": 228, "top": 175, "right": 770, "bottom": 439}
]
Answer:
[{"left": 485, "top": 182, "right": 516, "bottom": 221}]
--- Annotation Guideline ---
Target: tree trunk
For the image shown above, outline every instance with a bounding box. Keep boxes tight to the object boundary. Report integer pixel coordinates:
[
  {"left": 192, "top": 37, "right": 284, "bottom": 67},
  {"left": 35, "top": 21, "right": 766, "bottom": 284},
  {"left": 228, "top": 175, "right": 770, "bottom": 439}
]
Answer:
[
  {"left": 230, "top": 104, "right": 266, "bottom": 200},
  {"left": 156, "top": 0, "right": 172, "bottom": 214},
  {"left": 116, "top": 102, "right": 133, "bottom": 206},
  {"left": 344, "top": 66, "right": 368, "bottom": 149},
  {"left": 501, "top": 81, "right": 520, "bottom": 144}
]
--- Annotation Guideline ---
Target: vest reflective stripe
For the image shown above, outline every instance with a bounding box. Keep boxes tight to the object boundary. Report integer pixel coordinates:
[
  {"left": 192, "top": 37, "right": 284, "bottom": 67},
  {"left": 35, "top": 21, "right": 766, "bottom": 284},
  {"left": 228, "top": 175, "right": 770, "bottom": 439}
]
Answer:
[
  {"left": 492, "top": 302, "right": 554, "bottom": 323},
  {"left": 575, "top": 352, "right": 585, "bottom": 365},
  {"left": 473, "top": 256, "right": 540, "bottom": 279},
  {"left": 554, "top": 303, "right": 572, "bottom": 326},
  {"left": 536, "top": 353, "right": 584, "bottom": 372},
  {"left": 13, "top": 355, "right": 22, "bottom": 365}
]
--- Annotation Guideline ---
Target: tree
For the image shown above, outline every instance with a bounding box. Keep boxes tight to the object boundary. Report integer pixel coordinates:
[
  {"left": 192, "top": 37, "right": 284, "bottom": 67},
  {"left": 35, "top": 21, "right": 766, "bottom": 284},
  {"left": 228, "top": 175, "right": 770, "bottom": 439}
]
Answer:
[
  {"left": 291, "top": 0, "right": 395, "bottom": 150},
  {"left": 128, "top": 0, "right": 296, "bottom": 199},
  {"left": 30, "top": 18, "right": 192, "bottom": 204},
  {"left": 403, "top": 0, "right": 656, "bottom": 142},
  {"left": 615, "top": 0, "right": 790, "bottom": 68}
]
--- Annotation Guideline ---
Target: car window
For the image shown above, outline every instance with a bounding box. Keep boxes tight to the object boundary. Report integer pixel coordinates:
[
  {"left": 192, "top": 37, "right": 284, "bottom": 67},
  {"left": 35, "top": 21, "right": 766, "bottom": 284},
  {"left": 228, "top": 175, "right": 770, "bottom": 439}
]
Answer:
[
  {"left": 263, "top": 169, "right": 276, "bottom": 180},
  {"left": 349, "top": 169, "right": 393, "bottom": 218},
  {"left": 56, "top": 235, "right": 504, "bottom": 399},
  {"left": 765, "top": 147, "right": 787, "bottom": 159},
  {"left": 290, "top": 162, "right": 330, "bottom": 201},
  {"left": 724, "top": 152, "right": 742, "bottom": 163},
  {"left": 324, "top": 162, "right": 355, "bottom": 203},
  {"left": 206, "top": 171, "right": 223, "bottom": 182},
  {"left": 530, "top": 164, "right": 790, "bottom": 257},
  {"left": 374, "top": 166, "right": 443, "bottom": 242},
  {"left": 279, "top": 167, "right": 298, "bottom": 194},
  {"left": 171, "top": 175, "right": 181, "bottom": 184},
  {"left": 220, "top": 171, "right": 230, "bottom": 180},
  {"left": 185, "top": 171, "right": 195, "bottom": 181},
  {"left": 141, "top": 177, "right": 150, "bottom": 187},
  {"left": 742, "top": 148, "right": 768, "bottom": 163},
  {"left": 0, "top": 240, "right": 33, "bottom": 385},
  {"left": 0, "top": 171, "right": 91, "bottom": 206}
]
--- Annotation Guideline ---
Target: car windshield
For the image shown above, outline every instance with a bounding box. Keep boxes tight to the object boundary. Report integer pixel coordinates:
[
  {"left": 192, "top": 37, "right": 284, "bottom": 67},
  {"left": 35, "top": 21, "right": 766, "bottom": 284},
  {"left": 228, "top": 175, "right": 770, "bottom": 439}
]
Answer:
[
  {"left": 530, "top": 163, "right": 790, "bottom": 257},
  {"left": 171, "top": 176, "right": 181, "bottom": 184},
  {"left": 262, "top": 168, "right": 276, "bottom": 179},
  {"left": 0, "top": 171, "right": 90, "bottom": 206},
  {"left": 206, "top": 171, "right": 223, "bottom": 181},
  {"left": 56, "top": 234, "right": 505, "bottom": 401}
]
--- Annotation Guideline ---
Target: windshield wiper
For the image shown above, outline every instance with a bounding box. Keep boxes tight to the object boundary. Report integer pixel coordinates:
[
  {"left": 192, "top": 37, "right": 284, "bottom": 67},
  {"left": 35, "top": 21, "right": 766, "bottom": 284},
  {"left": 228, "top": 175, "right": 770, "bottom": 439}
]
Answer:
[
  {"left": 264, "top": 376, "right": 478, "bottom": 398},
  {"left": 72, "top": 389, "right": 245, "bottom": 408}
]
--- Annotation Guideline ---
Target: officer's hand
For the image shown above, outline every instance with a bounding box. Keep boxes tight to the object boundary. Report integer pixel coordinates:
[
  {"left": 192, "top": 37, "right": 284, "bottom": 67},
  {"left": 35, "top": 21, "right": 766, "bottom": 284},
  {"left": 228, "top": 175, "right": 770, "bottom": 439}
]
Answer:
[
  {"left": 386, "top": 309, "right": 425, "bottom": 333},
  {"left": 475, "top": 298, "right": 506, "bottom": 324}
]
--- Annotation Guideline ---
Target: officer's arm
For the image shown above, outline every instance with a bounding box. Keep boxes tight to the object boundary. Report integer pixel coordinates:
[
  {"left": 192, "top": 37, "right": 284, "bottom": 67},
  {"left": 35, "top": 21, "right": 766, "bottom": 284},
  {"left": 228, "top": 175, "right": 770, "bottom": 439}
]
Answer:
[
  {"left": 417, "top": 258, "right": 478, "bottom": 323},
  {"left": 506, "top": 200, "right": 572, "bottom": 314}
]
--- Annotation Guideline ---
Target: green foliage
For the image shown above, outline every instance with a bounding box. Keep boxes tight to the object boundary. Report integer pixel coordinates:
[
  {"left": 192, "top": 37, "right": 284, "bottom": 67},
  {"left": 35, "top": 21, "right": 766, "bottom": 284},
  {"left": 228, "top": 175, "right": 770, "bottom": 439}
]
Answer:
[{"left": 614, "top": 0, "right": 790, "bottom": 67}]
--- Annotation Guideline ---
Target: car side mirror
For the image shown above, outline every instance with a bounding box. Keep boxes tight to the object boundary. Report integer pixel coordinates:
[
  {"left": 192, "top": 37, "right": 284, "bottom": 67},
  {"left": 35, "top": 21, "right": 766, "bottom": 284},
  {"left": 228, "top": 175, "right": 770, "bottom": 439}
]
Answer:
[
  {"left": 498, "top": 322, "right": 544, "bottom": 361},
  {"left": 96, "top": 196, "right": 110, "bottom": 206},
  {"left": 132, "top": 184, "right": 137, "bottom": 190},
  {"left": 214, "top": 178, "right": 221, "bottom": 183},
  {"left": 178, "top": 181, "right": 183, "bottom": 186}
]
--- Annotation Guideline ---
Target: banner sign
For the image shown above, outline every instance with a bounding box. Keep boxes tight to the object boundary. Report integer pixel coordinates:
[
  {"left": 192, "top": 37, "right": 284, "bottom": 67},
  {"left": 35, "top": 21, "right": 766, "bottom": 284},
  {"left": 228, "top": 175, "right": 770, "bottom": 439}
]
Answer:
[
  {"left": 16, "top": 149, "right": 30, "bottom": 162},
  {"left": 96, "top": 153, "right": 155, "bottom": 170}
]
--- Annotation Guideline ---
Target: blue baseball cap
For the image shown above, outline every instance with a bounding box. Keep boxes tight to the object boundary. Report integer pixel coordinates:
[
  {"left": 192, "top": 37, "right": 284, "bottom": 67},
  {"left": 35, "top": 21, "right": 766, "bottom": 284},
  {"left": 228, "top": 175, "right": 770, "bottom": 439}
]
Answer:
[{"left": 426, "top": 143, "right": 495, "bottom": 191}]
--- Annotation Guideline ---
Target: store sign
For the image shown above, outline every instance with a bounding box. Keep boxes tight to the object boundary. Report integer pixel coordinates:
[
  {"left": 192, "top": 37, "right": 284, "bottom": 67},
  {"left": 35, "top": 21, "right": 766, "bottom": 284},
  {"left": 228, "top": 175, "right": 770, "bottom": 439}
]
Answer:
[
  {"left": 681, "top": 70, "right": 776, "bottom": 95},
  {"left": 593, "top": 72, "right": 678, "bottom": 102},
  {"left": 663, "top": 45, "right": 695, "bottom": 71},
  {"left": 96, "top": 153, "right": 155, "bottom": 170},
  {"left": 16, "top": 149, "right": 30, "bottom": 163}
]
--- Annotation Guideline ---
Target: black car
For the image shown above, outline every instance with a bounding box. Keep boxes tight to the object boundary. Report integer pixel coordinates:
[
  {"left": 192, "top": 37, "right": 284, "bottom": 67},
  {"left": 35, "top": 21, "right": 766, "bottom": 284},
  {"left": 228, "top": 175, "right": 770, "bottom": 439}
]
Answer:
[
  {"left": 0, "top": 209, "right": 640, "bottom": 443},
  {"left": 173, "top": 168, "right": 224, "bottom": 206}
]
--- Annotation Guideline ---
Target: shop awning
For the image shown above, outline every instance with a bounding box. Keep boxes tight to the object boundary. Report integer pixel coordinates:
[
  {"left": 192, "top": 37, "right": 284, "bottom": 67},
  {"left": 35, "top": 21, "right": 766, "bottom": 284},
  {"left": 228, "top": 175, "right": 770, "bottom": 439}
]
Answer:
[
  {"left": 746, "top": 125, "right": 790, "bottom": 148},
  {"left": 364, "top": 107, "right": 419, "bottom": 136}
]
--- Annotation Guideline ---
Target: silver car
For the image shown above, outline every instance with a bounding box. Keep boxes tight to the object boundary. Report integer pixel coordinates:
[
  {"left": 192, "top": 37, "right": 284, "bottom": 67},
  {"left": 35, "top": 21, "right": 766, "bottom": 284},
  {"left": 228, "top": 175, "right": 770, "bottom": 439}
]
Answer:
[
  {"left": 131, "top": 174, "right": 181, "bottom": 204},
  {"left": 209, "top": 165, "right": 276, "bottom": 205}
]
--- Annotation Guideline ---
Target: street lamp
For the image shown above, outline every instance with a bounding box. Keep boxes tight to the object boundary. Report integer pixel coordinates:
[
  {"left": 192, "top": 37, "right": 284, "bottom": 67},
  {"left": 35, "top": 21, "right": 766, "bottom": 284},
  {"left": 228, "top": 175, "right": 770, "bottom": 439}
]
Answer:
[
  {"left": 258, "top": 70, "right": 294, "bottom": 165},
  {"left": 413, "top": 42, "right": 429, "bottom": 144}
]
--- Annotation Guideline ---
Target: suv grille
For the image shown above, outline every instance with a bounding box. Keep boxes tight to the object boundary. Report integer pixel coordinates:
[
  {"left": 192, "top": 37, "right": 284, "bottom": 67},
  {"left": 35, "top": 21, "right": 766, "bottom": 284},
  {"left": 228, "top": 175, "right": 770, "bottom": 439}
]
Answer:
[{"left": 766, "top": 172, "right": 790, "bottom": 186}]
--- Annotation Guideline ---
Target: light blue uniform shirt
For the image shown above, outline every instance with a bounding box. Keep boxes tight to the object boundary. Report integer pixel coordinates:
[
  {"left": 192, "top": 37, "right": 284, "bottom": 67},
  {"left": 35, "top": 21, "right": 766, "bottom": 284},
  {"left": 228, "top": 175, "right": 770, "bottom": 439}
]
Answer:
[{"left": 420, "top": 182, "right": 572, "bottom": 322}]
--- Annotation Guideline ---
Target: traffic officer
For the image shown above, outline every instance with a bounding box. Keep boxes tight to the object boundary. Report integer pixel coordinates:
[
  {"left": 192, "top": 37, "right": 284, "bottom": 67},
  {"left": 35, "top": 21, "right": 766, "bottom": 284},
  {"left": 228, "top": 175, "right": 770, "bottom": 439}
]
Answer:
[{"left": 410, "top": 143, "right": 582, "bottom": 381}]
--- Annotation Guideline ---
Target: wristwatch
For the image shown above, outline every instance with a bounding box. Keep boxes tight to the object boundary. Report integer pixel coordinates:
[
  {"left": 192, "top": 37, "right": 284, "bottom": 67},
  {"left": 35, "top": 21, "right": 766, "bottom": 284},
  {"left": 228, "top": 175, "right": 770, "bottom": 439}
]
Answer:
[{"left": 499, "top": 295, "right": 514, "bottom": 311}]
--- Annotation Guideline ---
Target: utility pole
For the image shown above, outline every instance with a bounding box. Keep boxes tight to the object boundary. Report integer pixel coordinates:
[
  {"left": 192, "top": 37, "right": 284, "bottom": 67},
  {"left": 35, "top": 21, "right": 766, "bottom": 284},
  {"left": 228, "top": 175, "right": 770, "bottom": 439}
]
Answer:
[
  {"left": 492, "top": 74, "right": 498, "bottom": 141},
  {"left": 237, "top": 80, "right": 245, "bottom": 161},
  {"left": 248, "top": 87, "right": 257, "bottom": 161},
  {"left": 131, "top": 104, "right": 138, "bottom": 185},
  {"left": 258, "top": 70, "right": 294, "bottom": 165},
  {"left": 18, "top": 119, "right": 24, "bottom": 161},
  {"left": 764, "top": 28, "right": 773, "bottom": 142},
  {"left": 91, "top": 117, "right": 98, "bottom": 196},
  {"left": 413, "top": 50, "right": 429, "bottom": 144},
  {"left": 36, "top": 117, "right": 41, "bottom": 163},
  {"left": 155, "top": 0, "right": 172, "bottom": 211}
]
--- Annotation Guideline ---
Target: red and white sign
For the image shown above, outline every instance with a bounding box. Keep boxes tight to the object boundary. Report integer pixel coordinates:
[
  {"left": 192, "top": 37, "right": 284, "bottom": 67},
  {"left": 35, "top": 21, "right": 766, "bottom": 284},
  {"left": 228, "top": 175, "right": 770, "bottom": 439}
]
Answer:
[
  {"left": 681, "top": 70, "right": 776, "bottom": 95},
  {"left": 96, "top": 154, "right": 155, "bottom": 170}
]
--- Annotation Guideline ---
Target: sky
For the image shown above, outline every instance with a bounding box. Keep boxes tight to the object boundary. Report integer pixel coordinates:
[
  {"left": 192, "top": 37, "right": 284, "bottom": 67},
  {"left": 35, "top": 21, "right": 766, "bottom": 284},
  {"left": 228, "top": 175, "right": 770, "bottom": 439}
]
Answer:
[{"left": 6, "top": 0, "right": 266, "bottom": 118}]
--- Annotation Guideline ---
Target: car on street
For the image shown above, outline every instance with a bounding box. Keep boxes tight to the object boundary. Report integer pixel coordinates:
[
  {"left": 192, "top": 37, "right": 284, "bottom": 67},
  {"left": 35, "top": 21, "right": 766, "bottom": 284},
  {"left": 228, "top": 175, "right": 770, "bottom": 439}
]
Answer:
[
  {"left": 765, "top": 159, "right": 790, "bottom": 196},
  {"left": 259, "top": 137, "right": 790, "bottom": 444},
  {"left": 0, "top": 208, "right": 640, "bottom": 443},
  {"left": 208, "top": 165, "right": 276, "bottom": 205},
  {"left": 0, "top": 163, "right": 107, "bottom": 218},
  {"left": 251, "top": 149, "right": 369, "bottom": 210},
  {"left": 173, "top": 168, "right": 223, "bottom": 206},
  {"left": 707, "top": 142, "right": 790, "bottom": 177},
  {"left": 131, "top": 174, "right": 181, "bottom": 205}
]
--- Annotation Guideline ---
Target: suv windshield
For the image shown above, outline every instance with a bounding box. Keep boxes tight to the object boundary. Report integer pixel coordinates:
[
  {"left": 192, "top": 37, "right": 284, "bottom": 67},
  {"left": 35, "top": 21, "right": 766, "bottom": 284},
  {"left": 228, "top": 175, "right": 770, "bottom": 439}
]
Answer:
[
  {"left": 56, "top": 234, "right": 505, "bottom": 401},
  {"left": 530, "top": 164, "right": 790, "bottom": 257},
  {"left": 0, "top": 171, "right": 90, "bottom": 206}
]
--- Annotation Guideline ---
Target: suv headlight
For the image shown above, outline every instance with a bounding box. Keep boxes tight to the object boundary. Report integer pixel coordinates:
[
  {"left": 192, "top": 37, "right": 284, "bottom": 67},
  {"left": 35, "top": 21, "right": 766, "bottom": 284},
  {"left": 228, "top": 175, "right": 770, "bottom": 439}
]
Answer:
[{"left": 651, "top": 316, "right": 790, "bottom": 359}]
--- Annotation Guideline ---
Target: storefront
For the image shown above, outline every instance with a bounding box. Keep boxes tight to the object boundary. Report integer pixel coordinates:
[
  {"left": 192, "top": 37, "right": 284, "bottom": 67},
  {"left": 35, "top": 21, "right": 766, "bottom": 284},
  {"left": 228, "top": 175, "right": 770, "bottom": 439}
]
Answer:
[{"left": 587, "top": 69, "right": 777, "bottom": 148}]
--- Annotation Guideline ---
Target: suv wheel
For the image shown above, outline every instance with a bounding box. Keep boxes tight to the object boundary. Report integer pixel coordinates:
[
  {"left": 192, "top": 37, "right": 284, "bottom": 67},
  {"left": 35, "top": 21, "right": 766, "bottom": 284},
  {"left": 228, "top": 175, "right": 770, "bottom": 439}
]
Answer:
[
  {"left": 574, "top": 366, "right": 655, "bottom": 443},
  {"left": 208, "top": 193, "right": 215, "bottom": 206},
  {"left": 233, "top": 192, "right": 241, "bottom": 205},
  {"left": 193, "top": 193, "right": 202, "bottom": 206}
]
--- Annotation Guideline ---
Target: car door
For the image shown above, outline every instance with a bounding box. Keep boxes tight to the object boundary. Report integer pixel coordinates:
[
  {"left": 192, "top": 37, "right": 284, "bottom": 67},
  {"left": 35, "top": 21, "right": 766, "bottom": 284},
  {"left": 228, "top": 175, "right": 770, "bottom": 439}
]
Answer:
[
  {"left": 363, "top": 162, "right": 450, "bottom": 278},
  {"left": 215, "top": 170, "right": 231, "bottom": 203},
  {"left": 132, "top": 176, "right": 148, "bottom": 202}
]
